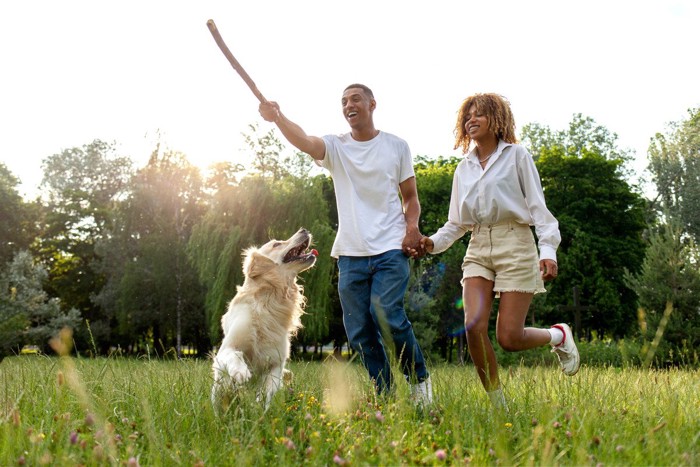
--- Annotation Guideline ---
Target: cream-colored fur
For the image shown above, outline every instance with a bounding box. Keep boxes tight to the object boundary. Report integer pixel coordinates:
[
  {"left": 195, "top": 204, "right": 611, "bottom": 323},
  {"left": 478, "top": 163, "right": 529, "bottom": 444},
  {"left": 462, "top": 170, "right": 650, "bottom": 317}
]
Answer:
[{"left": 211, "top": 228, "right": 316, "bottom": 410}]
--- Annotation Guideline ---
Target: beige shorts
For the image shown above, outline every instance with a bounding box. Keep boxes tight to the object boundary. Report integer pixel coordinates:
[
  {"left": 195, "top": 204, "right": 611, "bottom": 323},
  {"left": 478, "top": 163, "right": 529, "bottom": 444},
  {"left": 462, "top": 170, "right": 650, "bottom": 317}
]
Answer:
[{"left": 462, "top": 221, "right": 546, "bottom": 294}]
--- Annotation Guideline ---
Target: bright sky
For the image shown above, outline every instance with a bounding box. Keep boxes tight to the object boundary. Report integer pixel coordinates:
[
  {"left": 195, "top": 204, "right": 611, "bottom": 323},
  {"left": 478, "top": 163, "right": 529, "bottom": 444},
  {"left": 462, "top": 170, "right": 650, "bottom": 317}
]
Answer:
[{"left": 1, "top": 1, "right": 698, "bottom": 199}]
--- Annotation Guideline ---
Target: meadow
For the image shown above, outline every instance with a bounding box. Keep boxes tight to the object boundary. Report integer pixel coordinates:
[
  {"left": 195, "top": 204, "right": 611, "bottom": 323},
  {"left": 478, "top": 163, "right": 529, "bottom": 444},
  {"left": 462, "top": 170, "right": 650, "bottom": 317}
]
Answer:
[{"left": 1, "top": 350, "right": 698, "bottom": 466}]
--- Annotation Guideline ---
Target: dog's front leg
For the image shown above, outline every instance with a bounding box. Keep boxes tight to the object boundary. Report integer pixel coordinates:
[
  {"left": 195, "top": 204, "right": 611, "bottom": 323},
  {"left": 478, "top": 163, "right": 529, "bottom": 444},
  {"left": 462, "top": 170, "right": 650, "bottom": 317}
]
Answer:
[{"left": 261, "top": 365, "right": 285, "bottom": 410}]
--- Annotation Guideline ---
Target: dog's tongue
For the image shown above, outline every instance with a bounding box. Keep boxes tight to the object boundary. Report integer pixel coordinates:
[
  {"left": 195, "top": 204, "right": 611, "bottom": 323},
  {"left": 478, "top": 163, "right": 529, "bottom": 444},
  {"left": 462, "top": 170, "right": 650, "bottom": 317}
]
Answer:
[{"left": 311, "top": 249, "right": 319, "bottom": 256}]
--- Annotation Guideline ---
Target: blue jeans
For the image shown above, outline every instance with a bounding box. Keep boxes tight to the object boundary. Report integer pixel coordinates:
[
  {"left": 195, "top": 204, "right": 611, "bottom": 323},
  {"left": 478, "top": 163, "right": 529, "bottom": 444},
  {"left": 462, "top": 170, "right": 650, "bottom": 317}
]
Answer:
[{"left": 338, "top": 250, "right": 429, "bottom": 394}]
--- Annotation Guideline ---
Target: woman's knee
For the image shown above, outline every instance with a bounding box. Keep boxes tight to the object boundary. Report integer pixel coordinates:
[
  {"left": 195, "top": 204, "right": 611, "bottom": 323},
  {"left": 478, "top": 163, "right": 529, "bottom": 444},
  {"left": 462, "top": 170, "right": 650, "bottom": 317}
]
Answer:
[{"left": 496, "top": 328, "right": 524, "bottom": 352}]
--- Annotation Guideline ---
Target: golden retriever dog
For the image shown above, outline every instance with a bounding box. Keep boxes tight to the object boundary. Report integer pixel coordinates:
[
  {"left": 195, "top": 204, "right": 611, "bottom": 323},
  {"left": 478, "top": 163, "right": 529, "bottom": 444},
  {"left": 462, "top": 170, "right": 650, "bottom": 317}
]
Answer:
[{"left": 211, "top": 228, "right": 317, "bottom": 410}]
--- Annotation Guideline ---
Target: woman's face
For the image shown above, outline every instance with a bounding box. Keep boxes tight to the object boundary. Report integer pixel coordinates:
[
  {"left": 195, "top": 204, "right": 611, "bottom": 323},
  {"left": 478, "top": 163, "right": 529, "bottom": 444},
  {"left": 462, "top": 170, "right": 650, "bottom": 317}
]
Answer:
[{"left": 464, "top": 104, "right": 491, "bottom": 142}]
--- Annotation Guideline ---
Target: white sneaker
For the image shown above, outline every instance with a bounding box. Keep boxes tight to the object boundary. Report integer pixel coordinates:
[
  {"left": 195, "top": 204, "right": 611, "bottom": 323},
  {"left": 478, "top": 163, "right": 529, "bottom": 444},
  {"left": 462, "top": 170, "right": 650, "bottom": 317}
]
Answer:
[
  {"left": 411, "top": 376, "right": 433, "bottom": 405},
  {"left": 551, "top": 323, "right": 580, "bottom": 376},
  {"left": 487, "top": 387, "right": 509, "bottom": 413}
]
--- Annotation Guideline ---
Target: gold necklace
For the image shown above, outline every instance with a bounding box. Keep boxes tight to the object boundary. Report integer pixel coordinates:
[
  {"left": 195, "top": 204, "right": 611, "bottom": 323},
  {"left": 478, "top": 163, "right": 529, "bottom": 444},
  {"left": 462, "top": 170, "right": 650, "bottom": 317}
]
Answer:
[{"left": 478, "top": 147, "right": 497, "bottom": 163}]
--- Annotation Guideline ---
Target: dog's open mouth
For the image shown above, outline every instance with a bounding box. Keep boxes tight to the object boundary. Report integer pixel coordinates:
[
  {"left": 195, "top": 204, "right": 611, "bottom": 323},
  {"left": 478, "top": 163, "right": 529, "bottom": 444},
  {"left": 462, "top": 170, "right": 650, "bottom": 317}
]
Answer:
[{"left": 283, "top": 238, "right": 318, "bottom": 263}]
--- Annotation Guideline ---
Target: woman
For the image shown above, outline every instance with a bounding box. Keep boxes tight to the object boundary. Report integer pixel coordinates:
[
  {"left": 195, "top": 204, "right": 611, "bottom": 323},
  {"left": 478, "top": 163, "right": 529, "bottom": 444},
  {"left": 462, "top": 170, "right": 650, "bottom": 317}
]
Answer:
[{"left": 417, "top": 93, "right": 579, "bottom": 411}]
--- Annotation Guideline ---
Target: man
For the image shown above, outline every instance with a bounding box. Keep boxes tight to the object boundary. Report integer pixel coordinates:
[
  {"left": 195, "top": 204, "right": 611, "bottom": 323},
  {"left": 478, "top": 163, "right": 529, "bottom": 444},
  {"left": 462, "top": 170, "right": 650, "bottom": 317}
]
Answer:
[{"left": 259, "top": 84, "right": 432, "bottom": 403}]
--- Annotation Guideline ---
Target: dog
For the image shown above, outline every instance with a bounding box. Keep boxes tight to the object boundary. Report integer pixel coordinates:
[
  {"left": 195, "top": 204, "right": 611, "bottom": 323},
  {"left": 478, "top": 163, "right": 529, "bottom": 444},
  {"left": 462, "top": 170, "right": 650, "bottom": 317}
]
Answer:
[{"left": 211, "top": 228, "right": 317, "bottom": 410}]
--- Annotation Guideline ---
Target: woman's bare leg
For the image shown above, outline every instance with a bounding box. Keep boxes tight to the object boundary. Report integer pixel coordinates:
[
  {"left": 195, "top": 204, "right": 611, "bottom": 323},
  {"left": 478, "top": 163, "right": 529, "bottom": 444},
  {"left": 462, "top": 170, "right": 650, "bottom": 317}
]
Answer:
[
  {"left": 463, "top": 277, "right": 499, "bottom": 391},
  {"left": 495, "top": 291, "right": 550, "bottom": 351}
]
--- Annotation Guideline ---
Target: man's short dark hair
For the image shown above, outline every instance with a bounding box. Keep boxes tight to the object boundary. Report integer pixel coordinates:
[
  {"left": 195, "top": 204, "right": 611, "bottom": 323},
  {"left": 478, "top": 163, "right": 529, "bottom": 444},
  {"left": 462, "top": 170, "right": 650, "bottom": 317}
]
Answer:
[{"left": 344, "top": 83, "right": 374, "bottom": 99}]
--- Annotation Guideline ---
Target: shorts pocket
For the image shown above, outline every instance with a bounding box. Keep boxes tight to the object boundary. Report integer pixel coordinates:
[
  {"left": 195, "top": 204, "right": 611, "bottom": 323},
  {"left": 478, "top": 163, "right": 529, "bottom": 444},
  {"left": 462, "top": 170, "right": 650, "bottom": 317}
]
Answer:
[{"left": 511, "top": 226, "right": 535, "bottom": 246}]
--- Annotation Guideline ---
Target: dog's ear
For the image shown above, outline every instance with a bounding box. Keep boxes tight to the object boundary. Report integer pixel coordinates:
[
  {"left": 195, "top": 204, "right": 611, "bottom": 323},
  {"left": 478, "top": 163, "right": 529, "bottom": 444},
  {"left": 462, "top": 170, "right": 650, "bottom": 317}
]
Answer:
[{"left": 245, "top": 251, "right": 276, "bottom": 279}]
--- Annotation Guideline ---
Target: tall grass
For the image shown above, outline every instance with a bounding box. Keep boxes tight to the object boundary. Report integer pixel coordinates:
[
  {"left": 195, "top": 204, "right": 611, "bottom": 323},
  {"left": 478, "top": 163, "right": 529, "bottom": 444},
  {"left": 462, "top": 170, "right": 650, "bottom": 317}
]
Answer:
[{"left": 1, "top": 353, "right": 698, "bottom": 465}]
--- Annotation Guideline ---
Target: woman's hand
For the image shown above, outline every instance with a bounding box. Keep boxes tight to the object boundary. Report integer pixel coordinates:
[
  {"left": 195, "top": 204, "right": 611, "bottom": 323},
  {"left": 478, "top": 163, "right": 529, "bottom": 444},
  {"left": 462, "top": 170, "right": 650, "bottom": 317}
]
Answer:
[
  {"left": 405, "top": 236, "right": 434, "bottom": 258},
  {"left": 540, "top": 259, "right": 558, "bottom": 281}
]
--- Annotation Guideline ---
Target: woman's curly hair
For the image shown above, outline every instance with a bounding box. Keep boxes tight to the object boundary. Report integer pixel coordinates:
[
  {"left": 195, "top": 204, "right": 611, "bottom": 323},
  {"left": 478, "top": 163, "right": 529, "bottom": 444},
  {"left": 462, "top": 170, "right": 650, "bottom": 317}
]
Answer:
[{"left": 453, "top": 93, "right": 517, "bottom": 154}]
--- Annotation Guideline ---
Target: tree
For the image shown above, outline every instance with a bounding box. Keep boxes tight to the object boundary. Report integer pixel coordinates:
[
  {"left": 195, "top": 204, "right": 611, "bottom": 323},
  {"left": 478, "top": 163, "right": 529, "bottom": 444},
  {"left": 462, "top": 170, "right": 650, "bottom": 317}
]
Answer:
[
  {"left": 37, "top": 139, "right": 133, "bottom": 349},
  {"left": 648, "top": 107, "right": 700, "bottom": 243},
  {"left": 188, "top": 127, "right": 336, "bottom": 347},
  {"left": 521, "top": 113, "right": 632, "bottom": 165},
  {"left": 97, "top": 149, "right": 206, "bottom": 356},
  {"left": 522, "top": 117, "right": 648, "bottom": 338},
  {"left": 624, "top": 220, "right": 700, "bottom": 365},
  {"left": 0, "top": 251, "right": 81, "bottom": 358},
  {"left": 0, "top": 163, "right": 37, "bottom": 266}
]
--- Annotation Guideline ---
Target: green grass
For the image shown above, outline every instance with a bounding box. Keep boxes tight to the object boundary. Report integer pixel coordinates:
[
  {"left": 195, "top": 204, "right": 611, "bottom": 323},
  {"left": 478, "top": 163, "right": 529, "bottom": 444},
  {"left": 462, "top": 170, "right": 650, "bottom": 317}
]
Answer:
[{"left": 1, "top": 354, "right": 698, "bottom": 466}]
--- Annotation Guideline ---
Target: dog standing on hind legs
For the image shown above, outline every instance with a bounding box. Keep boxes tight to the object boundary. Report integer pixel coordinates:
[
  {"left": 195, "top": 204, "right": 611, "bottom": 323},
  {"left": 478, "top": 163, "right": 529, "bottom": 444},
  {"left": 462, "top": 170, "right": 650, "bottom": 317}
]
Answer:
[{"left": 211, "top": 228, "right": 318, "bottom": 411}]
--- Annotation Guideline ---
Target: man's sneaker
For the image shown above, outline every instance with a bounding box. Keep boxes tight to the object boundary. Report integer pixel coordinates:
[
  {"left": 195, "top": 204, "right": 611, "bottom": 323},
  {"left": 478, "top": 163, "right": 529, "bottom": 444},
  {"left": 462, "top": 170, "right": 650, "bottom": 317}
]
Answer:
[
  {"left": 550, "top": 323, "right": 580, "bottom": 376},
  {"left": 410, "top": 376, "right": 433, "bottom": 406}
]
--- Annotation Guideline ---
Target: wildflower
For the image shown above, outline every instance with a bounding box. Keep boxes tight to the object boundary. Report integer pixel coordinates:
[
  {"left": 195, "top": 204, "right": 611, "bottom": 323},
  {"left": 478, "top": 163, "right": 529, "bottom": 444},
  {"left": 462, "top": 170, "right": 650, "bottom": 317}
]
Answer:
[
  {"left": 284, "top": 439, "right": 296, "bottom": 450},
  {"left": 616, "top": 445, "right": 624, "bottom": 452},
  {"left": 305, "top": 412, "right": 313, "bottom": 421},
  {"left": 504, "top": 423, "right": 513, "bottom": 428},
  {"left": 552, "top": 421, "right": 562, "bottom": 429},
  {"left": 127, "top": 457, "right": 140, "bottom": 467},
  {"left": 333, "top": 454, "right": 347, "bottom": 465},
  {"left": 566, "top": 431, "right": 573, "bottom": 438},
  {"left": 435, "top": 449, "right": 447, "bottom": 461},
  {"left": 70, "top": 432, "right": 78, "bottom": 445},
  {"left": 85, "top": 413, "right": 95, "bottom": 426},
  {"left": 531, "top": 418, "right": 538, "bottom": 426},
  {"left": 375, "top": 411, "right": 385, "bottom": 423}
]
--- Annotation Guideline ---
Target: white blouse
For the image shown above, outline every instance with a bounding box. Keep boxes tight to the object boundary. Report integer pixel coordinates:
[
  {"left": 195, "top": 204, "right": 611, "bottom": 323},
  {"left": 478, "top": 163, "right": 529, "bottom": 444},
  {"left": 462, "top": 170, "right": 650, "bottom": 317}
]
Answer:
[{"left": 429, "top": 140, "right": 560, "bottom": 262}]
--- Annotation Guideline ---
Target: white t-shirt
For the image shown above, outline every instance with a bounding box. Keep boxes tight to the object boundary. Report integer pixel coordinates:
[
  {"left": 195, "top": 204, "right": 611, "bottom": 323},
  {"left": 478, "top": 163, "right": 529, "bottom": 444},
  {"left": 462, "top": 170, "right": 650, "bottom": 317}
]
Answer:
[
  {"left": 430, "top": 140, "right": 560, "bottom": 262},
  {"left": 319, "top": 131, "right": 415, "bottom": 258}
]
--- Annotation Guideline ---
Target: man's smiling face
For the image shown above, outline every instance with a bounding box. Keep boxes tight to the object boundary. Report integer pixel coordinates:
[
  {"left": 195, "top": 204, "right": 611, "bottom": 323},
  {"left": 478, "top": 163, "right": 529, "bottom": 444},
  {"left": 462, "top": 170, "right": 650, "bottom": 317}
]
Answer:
[{"left": 342, "top": 87, "right": 375, "bottom": 130}]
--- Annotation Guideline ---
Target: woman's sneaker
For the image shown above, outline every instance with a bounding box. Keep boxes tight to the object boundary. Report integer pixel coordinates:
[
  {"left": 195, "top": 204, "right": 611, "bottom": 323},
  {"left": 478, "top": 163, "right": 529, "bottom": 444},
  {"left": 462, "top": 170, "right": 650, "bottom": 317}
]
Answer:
[{"left": 550, "top": 323, "right": 580, "bottom": 376}]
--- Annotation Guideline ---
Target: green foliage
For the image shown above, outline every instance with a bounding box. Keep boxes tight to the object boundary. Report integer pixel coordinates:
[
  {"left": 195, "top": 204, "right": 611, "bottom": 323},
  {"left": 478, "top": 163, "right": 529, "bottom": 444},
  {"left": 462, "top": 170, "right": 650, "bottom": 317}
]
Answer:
[
  {"left": 188, "top": 125, "right": 336, "bottom": 345},
  {"left": 523, "top": 119, "right": 648, "bottom": 338},
  {"left": 0, "top": 164, "right": 37, "bottom": 266},
  {"left": 0, "top": 251, "right": 81, "bottom": 357},
  {"left": 36, "top": 139, "right": 134, "bottom": 349},
  {"left": 188, "top": 172, "right": 336, "bottom": 344},
  {"left": 98, "top": 149, "right": 207, "bottom": 354},
  {"left": 624, "top": 220, "right": 700, "bottom": 365},
  {"left": 410, "top": 155, "right": 468, "bottom": 359},
  {"left": 521, "top": 113, "right": 632, "bottom": 165},
  {"left": 648, "top": 107, "right": 700, "bottom": 243}
]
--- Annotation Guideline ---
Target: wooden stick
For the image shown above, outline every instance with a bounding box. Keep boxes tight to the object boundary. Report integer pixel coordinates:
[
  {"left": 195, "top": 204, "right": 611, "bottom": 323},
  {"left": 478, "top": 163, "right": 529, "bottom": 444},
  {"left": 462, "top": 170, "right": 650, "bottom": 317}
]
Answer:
[{"left": 206, "top": 19, "right": 266, "bottom": 103}]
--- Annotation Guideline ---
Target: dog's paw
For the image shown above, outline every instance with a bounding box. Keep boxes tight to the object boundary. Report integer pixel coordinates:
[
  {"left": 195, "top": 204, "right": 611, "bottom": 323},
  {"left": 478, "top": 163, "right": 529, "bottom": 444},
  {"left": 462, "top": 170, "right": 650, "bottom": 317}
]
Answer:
[
  {"left": 230, "top": 365, "right": 252, "bottom": 384},
  {"left": 213, "top": 349, "right": 252, "bottom": 385}
]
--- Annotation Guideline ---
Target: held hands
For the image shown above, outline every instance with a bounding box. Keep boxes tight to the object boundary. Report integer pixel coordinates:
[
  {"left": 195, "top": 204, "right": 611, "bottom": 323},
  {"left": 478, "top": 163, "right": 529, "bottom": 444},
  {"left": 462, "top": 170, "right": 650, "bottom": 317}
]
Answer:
[
  {"left": 404, "top": 236, "right": 434, "bottom": 259},
  {"left": 259, "top": 101, "right": 281, "bottom": 123},
  {"left": 540, "top": 259, "right": 558, "bottom": 281}
]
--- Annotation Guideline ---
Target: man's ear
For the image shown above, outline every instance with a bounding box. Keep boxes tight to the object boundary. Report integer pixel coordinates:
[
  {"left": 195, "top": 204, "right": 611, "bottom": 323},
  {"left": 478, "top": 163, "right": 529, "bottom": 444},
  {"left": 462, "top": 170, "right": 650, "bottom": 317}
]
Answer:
[{"left": 245, "top": 251, "right": 276, "bottom": 279}]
